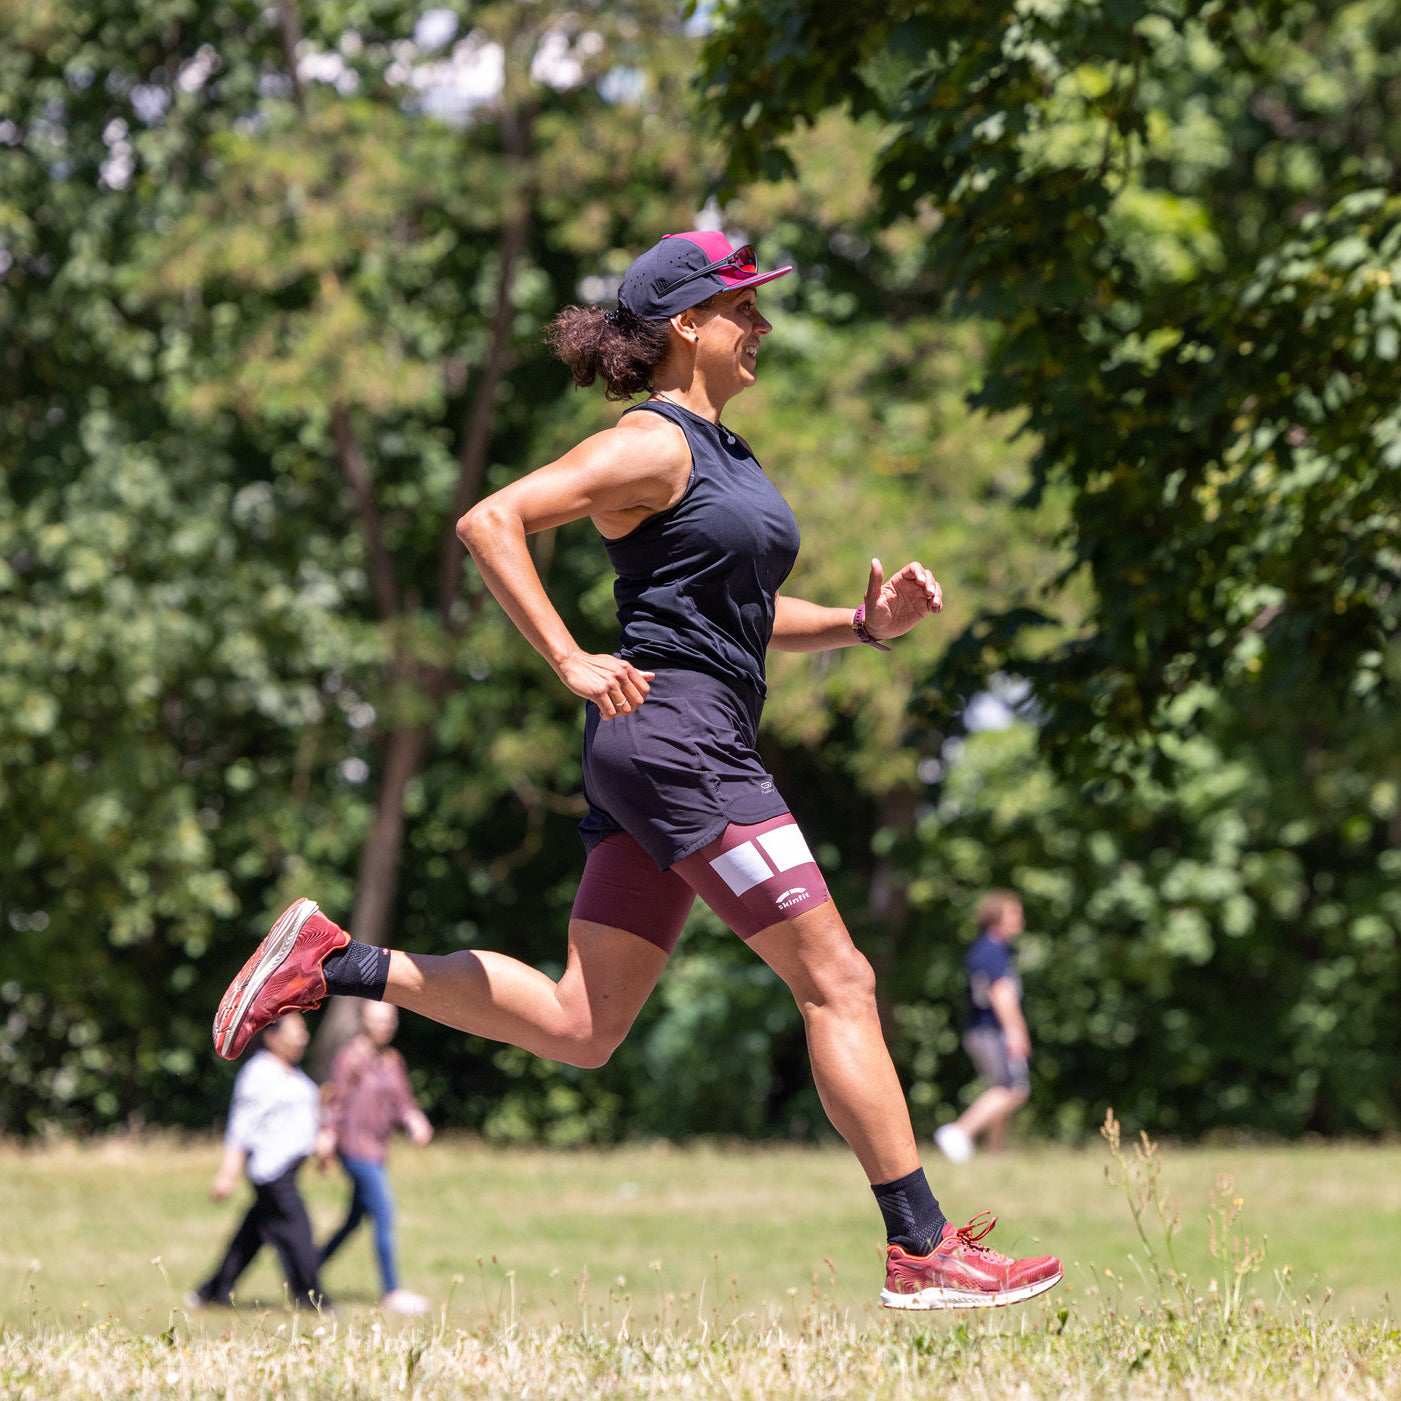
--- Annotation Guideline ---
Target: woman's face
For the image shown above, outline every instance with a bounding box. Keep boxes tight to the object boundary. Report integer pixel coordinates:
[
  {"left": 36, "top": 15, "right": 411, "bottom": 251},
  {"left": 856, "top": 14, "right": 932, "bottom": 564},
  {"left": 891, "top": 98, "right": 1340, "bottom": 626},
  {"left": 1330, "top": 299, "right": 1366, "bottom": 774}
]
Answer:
[
  {"left": 693, "top": 287, "right": 773, "bottom": 393},
  {"left": 361, "top": 1001, "right": 399, "bottom": 1048},
  {"left": 263, "top": 1012, "right": 309, "bottom": 1064}
]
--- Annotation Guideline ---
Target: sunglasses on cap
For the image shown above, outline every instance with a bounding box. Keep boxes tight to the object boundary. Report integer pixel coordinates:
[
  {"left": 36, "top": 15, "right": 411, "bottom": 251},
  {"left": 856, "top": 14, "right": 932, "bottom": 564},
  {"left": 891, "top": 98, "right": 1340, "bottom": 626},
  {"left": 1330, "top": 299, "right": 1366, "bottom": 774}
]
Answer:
[{"left": 656, "top": 243, "right": 758, "bottom": 297}]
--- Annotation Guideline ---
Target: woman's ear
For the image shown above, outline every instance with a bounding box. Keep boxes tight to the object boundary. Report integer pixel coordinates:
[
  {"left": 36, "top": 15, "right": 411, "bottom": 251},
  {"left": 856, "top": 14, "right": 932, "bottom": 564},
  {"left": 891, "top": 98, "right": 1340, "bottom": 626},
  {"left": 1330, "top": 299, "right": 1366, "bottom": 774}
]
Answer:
[{"left": 669, "top": 307, "right": 703, "bottom": 345}]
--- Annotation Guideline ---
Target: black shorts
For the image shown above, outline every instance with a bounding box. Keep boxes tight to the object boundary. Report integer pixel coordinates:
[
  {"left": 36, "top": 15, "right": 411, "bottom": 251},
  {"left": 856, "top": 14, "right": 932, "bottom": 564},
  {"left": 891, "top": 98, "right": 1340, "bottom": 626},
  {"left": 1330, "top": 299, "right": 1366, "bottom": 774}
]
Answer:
[{"left": 579, "top": 667, "right": 791, "bottom": 870}]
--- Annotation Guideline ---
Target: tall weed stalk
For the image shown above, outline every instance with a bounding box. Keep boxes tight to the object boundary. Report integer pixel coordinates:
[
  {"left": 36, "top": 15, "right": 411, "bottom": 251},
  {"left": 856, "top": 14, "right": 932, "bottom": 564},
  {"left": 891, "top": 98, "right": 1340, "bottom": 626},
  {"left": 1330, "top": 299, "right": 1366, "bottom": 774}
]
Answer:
[{"left": 1100, "top": 1107, "right": 1267, "bottom": 1330}]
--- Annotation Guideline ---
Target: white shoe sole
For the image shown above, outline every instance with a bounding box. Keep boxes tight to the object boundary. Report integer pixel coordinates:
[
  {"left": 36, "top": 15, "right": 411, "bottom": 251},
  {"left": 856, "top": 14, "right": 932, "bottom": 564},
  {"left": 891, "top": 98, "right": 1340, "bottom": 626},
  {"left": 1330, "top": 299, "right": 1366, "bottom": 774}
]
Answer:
[
  {"left": 880, "top": 1269, "right": 1062, "bottom": 1310},
  {"left": 381, "top": 1293, "right": 431, "bottom": 1315},
  {"left": 934, "top": 1126, "right": 974, "bottom": 1164},
  {"left": 215, "top": 898, "right": 319, "bottom": 1057}
]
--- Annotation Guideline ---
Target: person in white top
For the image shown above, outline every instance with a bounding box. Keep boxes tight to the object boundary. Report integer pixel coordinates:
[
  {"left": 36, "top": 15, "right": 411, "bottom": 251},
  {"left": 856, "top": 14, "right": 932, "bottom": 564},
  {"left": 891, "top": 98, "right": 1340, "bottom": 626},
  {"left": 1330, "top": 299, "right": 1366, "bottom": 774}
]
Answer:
[{"left": 189, "top": 1012, "right": 329, "bottom": 1309}]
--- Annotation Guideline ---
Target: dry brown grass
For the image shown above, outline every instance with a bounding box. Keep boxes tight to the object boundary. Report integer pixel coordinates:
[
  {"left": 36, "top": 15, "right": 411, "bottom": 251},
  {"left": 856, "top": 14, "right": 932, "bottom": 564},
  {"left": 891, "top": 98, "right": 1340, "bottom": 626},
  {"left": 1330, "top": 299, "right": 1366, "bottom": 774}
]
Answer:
[
  {"left": 2, "top": 1297, "right": 1400, "bottom": 1400},
  {"left": 2, "top": 1126, "right": 1399, "bottom": 1397}
]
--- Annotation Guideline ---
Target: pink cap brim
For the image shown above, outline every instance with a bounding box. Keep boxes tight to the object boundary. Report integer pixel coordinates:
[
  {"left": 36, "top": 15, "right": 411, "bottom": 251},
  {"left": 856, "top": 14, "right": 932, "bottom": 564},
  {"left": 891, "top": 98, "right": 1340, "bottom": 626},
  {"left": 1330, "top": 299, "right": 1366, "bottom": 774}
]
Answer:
[
  {"left": 665, "top": 231, "right": 792, "bottom": 294},
  {"left": 720, "top": 266, "right": 793, "bottom": 291}
]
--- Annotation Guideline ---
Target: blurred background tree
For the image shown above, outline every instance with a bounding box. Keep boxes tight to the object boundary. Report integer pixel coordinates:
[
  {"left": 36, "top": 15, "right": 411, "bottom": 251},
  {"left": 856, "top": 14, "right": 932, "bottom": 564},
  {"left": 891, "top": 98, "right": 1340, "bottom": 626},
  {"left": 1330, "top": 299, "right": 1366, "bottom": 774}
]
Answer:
[
  {"left": 703, "top": 0, "right": 1401, "bottom": 1137},
  {"left": 2, "top": 0, "right": 1396, "bottom": 1141}
]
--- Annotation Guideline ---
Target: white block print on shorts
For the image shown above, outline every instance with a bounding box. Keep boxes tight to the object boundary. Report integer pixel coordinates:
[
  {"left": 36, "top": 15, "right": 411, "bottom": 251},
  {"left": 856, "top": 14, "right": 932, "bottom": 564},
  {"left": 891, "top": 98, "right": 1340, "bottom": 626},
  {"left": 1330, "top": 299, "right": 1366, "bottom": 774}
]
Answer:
[{"left": 709, "top": 821, "right": 816, "bottom": 897}]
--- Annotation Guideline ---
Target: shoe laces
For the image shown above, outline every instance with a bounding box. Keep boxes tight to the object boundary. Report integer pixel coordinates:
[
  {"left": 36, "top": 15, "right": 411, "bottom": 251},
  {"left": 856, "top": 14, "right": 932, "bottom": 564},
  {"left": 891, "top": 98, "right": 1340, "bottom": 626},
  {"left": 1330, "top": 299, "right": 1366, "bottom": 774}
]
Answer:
[{"left": 951, "top": 1210, "right": 1013, "bottom": 1265}]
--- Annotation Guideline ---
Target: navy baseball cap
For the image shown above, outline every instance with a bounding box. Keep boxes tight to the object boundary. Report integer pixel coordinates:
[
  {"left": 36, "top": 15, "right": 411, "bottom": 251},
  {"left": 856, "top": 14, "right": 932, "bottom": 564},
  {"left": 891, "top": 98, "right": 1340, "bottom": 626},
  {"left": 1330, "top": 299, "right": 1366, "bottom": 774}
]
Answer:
[{"left": 617, "top": 231, "right": 793, "bottom": 320}]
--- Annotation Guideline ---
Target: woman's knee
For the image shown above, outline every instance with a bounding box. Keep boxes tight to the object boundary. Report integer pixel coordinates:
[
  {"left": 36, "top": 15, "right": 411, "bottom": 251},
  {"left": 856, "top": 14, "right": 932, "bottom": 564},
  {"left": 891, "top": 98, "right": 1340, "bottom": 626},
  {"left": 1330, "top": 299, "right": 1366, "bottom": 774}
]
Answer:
[
  {"left": 554, "top": 1010, "right": 634, "bottom": 1068},
  {"left": 796, "top": 940, "right": 878, "bottom": 1015},
  {"left": 832, "top": 943, "right": 879, "bottom": 1008},
  {"left": 559, "top": 1033, "right": 623, "bottom": 1069}
]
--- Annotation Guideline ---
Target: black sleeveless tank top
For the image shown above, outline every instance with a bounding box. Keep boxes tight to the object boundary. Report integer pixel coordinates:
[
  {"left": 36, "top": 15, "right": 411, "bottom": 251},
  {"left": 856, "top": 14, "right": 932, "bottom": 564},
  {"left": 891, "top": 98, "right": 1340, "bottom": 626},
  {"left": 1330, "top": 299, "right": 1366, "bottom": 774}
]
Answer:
[{"left": 603, "top": 399, "right": 800, "bottom": 698}]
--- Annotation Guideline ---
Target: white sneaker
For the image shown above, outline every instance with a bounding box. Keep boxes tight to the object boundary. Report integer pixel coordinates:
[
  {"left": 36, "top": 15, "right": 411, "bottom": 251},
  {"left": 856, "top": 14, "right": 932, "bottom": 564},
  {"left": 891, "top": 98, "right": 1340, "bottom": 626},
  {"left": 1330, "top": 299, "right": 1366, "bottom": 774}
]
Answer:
[
  {"left": 934, "top": 1123, "right": 974, "bottom": 1164},
  {"left": 381, "top": 1288, "right": 431, "bottom": 1315}
]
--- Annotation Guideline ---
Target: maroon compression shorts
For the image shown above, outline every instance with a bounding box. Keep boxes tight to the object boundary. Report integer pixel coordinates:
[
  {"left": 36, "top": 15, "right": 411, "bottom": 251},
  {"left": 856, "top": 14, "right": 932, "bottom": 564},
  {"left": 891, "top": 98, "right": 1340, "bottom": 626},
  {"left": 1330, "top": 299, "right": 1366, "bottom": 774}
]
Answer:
[{"left": 570, "top": 812, "right": 831, "bottom": 950}]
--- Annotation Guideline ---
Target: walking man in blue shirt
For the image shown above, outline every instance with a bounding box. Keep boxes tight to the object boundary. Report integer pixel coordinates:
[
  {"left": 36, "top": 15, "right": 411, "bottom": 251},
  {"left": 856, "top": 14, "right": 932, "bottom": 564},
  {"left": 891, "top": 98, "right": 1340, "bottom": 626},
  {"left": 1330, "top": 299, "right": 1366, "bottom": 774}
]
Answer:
[{"left": 935, "top": 891, "right": 1031, "bottom": 1163}]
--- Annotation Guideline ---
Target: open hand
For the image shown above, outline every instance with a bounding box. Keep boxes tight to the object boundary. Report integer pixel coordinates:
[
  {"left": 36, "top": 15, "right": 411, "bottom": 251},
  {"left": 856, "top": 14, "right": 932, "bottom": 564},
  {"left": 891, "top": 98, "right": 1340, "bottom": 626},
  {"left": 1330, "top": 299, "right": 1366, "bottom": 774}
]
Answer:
[
  {"left": 862, "top": 558, "right": 943, "bottom": 642},
  {"left": 556, "top": 650, "right": 655, "bottom": 720}
]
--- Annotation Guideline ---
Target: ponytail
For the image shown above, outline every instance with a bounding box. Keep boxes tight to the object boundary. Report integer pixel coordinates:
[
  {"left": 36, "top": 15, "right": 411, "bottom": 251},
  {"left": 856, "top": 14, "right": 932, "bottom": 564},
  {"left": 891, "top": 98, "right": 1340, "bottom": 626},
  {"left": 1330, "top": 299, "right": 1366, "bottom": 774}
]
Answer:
[{"left": 545, "top": 304, "right": 671, "bottom": 401}]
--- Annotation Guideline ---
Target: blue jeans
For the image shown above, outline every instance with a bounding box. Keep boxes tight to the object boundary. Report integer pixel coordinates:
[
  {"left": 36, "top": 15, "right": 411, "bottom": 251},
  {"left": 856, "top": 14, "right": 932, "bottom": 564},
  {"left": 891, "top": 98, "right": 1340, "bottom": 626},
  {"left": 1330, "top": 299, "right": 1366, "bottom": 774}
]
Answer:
[{"left": 318, "top": 1155, "right": 398, "bottom": 1294}]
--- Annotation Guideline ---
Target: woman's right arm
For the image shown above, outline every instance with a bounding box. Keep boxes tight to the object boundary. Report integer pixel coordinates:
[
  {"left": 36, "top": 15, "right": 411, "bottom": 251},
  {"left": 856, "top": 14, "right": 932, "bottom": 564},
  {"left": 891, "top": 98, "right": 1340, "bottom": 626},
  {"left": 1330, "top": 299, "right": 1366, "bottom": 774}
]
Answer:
[
  {"left": 457, "top": 416, "right": 688, "bottom": 718},
  {"left": 210, "top": 1144, "right": 246, "bottom": 1201},
  {"left": 989, "top": 978, "right": 1031, "bottom": 1060},
  {"left": 214, "top": 1068, "right": 254, "bottom": 1199},
  {"left": 388, "top": 1052, "right": 434, "bottom": 1146}
]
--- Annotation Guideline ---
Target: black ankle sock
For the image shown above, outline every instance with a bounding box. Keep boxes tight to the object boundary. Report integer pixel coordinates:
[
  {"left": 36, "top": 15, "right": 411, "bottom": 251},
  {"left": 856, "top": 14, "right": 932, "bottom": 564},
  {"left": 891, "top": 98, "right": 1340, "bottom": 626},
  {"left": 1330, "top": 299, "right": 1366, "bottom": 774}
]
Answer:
[
  {"left": 872, "top": 1167, "right": 947, "bottom": 1254},
  {"left": 322, "top": 939, "right": 390, "bottom": 1000}
]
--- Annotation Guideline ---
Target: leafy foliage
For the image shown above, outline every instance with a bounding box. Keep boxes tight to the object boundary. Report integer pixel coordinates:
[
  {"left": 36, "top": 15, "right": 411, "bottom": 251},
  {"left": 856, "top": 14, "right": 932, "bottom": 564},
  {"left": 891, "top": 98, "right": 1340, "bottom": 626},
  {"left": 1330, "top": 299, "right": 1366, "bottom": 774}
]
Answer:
[
  {"left": 700, "top": 0, "right": 1401, "bottom": 1136},
  {"left": 6, "top": 0, "right": 1399, "bottom": 1143},
  {"left": 702, "top": 0, "right": 1401, "bottom": 744},
  {"left": 891, "top": 713, "right": 1400, "bottom": 1138},
  {"left": 0, "top": 0, "right": 722, "bottom": 1131}
]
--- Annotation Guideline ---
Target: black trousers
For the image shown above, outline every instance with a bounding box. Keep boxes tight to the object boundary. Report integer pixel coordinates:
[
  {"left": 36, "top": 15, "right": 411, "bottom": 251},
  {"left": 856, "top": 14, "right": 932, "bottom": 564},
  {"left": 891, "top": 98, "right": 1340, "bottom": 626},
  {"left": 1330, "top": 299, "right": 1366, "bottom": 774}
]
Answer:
[{"left": 197, "top": 1160, "right": 328, "bottom": 1308}]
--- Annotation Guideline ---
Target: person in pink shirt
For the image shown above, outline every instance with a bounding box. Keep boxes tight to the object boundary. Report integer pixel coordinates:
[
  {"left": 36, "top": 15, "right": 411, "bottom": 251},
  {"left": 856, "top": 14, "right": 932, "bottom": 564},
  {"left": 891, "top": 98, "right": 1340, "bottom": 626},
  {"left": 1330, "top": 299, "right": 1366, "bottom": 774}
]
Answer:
[{"left": 316, "top": 1002, "right": 434, "bottom": 1314}]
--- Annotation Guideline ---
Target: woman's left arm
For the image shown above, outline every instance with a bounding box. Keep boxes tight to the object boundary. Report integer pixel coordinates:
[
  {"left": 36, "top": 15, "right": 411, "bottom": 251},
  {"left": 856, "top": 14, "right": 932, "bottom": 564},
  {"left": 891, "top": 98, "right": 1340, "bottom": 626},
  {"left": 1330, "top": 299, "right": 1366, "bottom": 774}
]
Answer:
[
  {"left": 389, "top": 1053, "right": 434, "bottom": 1146},
  {"left": 770, "top": 558, "right": 943, "bottom": 654}
]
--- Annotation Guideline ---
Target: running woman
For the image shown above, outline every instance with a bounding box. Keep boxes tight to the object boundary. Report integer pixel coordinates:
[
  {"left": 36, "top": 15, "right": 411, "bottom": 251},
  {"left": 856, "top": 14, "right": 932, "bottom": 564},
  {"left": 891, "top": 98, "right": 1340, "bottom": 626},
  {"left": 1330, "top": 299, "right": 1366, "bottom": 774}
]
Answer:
[{"left": 213, "top": 231, "right": 1062, "bottom": 1311}]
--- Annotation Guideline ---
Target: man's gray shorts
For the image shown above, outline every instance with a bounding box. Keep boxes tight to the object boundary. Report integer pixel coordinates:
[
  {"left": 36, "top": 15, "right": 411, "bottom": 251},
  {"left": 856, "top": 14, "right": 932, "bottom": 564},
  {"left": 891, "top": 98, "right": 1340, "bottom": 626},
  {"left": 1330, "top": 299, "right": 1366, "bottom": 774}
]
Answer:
[{"left": 963, "top": 1026, "right": 1030, "bottom": 1093}]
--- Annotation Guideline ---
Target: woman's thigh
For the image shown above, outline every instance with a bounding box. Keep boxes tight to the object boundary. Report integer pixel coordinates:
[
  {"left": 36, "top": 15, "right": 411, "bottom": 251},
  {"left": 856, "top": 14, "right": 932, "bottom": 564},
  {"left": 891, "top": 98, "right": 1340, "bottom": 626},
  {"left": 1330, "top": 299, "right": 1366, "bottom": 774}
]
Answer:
[
  {"left": 570, "top": 831, "right": 697, "bottom": 954},
  {"left": 671, "top": 814, "right": 832, "bottom": 940}
]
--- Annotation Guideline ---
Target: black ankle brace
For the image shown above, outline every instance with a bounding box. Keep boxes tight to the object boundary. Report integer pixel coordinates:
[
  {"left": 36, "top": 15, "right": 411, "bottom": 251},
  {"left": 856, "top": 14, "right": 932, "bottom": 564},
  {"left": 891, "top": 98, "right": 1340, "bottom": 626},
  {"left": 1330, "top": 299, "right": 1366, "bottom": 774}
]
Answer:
[
  {"left": 872, "top": 1167, "right": 948, "bottom": 1254},
  {"left": 322, "top": 939, "right": 390, "bottom": 1000}
]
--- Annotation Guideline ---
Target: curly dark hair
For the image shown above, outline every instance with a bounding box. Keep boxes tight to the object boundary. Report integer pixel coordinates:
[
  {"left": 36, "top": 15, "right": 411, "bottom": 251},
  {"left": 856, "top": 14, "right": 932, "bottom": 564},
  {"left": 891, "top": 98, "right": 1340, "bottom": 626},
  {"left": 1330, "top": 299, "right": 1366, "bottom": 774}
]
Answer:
[{"left": 545, "top": 294, "right": 721, "bottom": 401}]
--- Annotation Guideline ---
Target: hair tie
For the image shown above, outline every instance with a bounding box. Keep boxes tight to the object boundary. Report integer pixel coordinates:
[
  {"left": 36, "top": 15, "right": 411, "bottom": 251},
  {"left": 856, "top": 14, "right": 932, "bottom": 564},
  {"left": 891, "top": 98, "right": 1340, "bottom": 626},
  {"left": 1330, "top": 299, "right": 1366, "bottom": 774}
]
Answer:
[{"left": 603, "top": 308, "right": 620, "bottom": 325}]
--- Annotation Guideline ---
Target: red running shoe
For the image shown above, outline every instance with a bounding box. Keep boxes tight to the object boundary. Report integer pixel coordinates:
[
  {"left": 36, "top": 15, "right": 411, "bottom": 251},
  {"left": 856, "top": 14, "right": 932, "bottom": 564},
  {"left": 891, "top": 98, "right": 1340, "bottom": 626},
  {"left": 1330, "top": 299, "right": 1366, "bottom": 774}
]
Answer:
[
  {"left": 212, "top": 899, "right": 350, "bottom": 1060},
  {"left": 881, "top": 1211, "right": 1062, "bottom": 1310}
]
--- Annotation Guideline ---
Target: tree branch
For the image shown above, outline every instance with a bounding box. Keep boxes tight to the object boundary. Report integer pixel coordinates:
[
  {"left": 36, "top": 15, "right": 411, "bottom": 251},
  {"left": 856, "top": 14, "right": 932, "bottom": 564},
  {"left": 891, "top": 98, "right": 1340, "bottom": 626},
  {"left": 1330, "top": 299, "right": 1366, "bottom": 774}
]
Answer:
[
  {"left": 437, "top": 102, "right": 537, "bottom": 631},
  {"left": 275, "top": 0, "right": 307, "bottom": 114},
  {"left": 331, "top": 402, "right": 401, "bottom": 621}
]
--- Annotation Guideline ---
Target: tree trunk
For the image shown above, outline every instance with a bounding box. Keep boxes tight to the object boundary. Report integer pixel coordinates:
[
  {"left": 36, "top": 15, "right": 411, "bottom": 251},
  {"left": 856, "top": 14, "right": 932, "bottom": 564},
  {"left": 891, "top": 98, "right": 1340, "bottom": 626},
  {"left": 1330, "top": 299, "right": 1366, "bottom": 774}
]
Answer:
[
  {"left": 866, "top": 786, "right": 918, "bottom": 1042},
  {"left": 309, "top": 103, "right": 536, "bottom": 1077},
  {"left": 310, "top": 719, "right": 432, "bottom": 1071},
  {"left": 437, "top": 108, "right": 533, "bottom": 630}
]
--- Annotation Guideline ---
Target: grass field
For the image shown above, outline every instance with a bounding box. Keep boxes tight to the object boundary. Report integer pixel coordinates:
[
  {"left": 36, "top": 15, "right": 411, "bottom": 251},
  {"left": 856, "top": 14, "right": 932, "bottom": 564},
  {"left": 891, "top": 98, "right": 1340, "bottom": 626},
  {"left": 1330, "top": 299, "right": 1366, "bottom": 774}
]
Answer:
[{"left": 2, "top": 1127, "right": 1399, "bottom": 1397}]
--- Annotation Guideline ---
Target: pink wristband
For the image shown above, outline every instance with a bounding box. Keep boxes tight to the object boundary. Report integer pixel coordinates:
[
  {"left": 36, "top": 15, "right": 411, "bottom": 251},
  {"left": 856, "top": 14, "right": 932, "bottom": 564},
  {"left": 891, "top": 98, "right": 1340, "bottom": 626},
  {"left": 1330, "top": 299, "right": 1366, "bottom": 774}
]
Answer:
[{"left": 852, "top": 604, "right": 892, "bottom": 652}]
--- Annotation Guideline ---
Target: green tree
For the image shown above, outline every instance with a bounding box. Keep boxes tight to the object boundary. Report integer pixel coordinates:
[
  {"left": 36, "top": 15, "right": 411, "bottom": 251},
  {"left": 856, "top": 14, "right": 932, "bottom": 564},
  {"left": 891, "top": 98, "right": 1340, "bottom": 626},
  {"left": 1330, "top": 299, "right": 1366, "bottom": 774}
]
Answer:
[
  {"left": 699, "top": 0, "right": 1401, "bottom": 1137},
  {"left": 701, "top": 0, "right": 1401, "bottom": 753},
  {"left": 137, "top": 0, "right": 723, "bottom": 1062},
  {"left": 890, "top": 704, "right": 1401, "bottom": 1139},
  {"left": 8, "top": 0, "right": 1214, "bottom": 1147},
  {"left": 0, "top": 0, "right": 341, "bottom": 1128},
  {"left": 0, "top": 0, "right": 720, "bottom": 1130}
]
